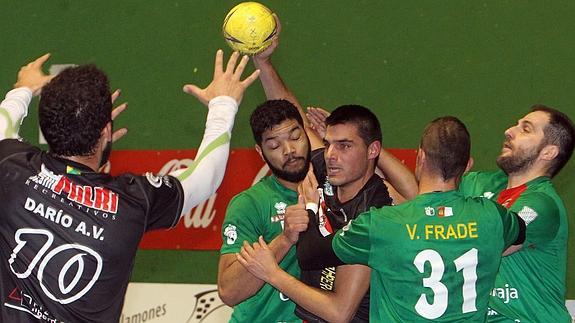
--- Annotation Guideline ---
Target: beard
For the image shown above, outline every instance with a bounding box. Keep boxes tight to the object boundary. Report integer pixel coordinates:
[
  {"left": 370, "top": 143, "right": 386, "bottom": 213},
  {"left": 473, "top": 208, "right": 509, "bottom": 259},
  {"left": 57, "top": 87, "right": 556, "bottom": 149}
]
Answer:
[
  {"left": 263, "top": 147, "right": 311, "bottom": 183},
  {"left": 496, "top": 141, "right": 542, "bottom": 175}
]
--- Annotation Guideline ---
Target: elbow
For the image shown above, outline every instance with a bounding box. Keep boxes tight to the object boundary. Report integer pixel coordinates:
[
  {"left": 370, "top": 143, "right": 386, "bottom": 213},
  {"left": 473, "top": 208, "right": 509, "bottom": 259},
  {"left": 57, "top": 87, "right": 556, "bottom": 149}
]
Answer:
[
  {"left": 218, "top": 284, "right": 240, "bottom": 307},
  {"left": 323, "top": 305, "right": 355, "bottom": 323}
]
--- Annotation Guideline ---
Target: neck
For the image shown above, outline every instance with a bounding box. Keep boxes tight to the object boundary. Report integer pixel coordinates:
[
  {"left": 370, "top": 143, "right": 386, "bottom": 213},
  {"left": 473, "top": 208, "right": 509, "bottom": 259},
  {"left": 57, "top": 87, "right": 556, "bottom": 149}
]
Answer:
[
  {"left": 337, "top": 171, "right": 374, "bottom": 203},
  {"left": 417, "top": 174, "right": 458, "bottom": 195},
  {"left": 506, "top": 166, "right": 548, "bottom": 188},
  {"left": 59, "top": 154, "right": 100, "bottom": 172},
  {"left": 276, "top": 177, "right": 300, "bottom": 192}
]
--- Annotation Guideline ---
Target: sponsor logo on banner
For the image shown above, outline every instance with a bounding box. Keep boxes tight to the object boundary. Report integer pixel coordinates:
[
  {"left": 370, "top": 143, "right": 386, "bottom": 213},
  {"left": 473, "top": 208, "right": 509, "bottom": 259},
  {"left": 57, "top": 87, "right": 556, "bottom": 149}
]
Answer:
[
  {"left": 106, "top": 148, "right": 416, "bottom": 250},
  {"left": 121, "top": 283, "right": 232, "bottom": 323}
]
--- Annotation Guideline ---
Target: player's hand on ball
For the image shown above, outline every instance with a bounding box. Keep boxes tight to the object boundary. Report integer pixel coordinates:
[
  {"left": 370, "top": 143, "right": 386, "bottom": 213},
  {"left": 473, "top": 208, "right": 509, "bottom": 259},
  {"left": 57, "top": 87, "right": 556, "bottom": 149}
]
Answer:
[
  {"left": 183, "top": 50, "right": 260, "bottom": 106},
  {"left": 237, "top": 236, "right": 279, "bottom": 282},
  {"left": 253, "top": 13, "right": 281, "bottom": 65}
]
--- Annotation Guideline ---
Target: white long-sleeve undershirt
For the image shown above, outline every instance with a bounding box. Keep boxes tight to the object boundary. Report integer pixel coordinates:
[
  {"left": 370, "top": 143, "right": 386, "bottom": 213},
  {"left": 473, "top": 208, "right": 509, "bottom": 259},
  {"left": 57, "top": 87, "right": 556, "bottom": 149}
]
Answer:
[{"left": 0, "top": 87, "right": 237, "bottom": 218}]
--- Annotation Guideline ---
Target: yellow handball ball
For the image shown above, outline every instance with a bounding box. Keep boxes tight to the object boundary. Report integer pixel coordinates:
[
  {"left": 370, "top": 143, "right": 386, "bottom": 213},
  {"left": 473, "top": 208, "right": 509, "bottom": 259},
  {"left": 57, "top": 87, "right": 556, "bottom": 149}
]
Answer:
[{"left": 222, "top": 2, "right": 277, "bottom": 55}]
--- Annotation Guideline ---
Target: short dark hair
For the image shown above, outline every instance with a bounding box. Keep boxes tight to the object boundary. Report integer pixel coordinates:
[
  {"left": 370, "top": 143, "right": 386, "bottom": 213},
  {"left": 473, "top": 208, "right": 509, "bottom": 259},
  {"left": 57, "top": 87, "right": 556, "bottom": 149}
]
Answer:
[
  {"left": 531, "top": 105, "right": 574, "bottom": 177},
  {"left": 39, "top": 65, "right": 112, "bottom": 157},
  {"left": 250, "top": 99, "right": 304, "bottom": 145},
  {"left": 420, "top": 116, "right": 470, "bottom": 181},
  {"left": 326, "top": 105, "right": 382, "bottom": 146}
]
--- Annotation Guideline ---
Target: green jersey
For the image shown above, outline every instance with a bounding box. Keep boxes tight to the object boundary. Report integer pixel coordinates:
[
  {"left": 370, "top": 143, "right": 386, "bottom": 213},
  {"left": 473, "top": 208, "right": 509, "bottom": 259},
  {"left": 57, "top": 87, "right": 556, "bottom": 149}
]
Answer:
[
  {"left": 460, "top": 171, "right": 570, "bottom": 323},
  {"left": 332, "top": 190, "right": 521, "bottom": 322},
  {"left": 220, "top": 176, "right": 301, "bottom": 323}
]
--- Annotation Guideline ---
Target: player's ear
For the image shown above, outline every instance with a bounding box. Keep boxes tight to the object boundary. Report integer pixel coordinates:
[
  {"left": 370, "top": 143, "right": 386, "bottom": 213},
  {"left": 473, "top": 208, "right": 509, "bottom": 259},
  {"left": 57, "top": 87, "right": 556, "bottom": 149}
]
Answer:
[
  {"left": 464, "top": 157, "right": 474, "bottom": 174},
  {"left": 255, "top": 144, "right": 264, "bottom": 161},
  {"left": 367, "top": 141, "right": 381, "bottom": 160},
  {"left": 539, "top": 144, "right": 559, "bottom": 162}
]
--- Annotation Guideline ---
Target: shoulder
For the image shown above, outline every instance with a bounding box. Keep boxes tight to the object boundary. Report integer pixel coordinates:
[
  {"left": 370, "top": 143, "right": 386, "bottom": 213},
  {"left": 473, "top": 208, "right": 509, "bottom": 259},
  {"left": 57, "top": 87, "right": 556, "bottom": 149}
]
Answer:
[
  {"left": 460, "top": 170, "right": 507, "bottom": 197},
  {"left": 0, "top": 139, "right": 39, "bottom": 162}
]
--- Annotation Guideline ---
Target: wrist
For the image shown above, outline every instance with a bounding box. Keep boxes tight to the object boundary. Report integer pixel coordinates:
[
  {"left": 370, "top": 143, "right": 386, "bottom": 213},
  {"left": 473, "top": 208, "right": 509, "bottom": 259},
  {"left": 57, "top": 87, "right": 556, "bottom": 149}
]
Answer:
[
  {"left": 278, "top": 231, "right": 296, "bottom": 247},
  {"left": 252, "top": 56, "right": 272, "bottom": 69}
]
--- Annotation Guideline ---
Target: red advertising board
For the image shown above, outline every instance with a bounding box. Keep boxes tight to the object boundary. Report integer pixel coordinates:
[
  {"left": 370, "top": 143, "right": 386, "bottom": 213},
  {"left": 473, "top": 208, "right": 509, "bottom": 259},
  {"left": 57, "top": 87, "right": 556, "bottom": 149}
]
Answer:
[{"left": 108, "top": 148, "right": 417, "bottom": 250}]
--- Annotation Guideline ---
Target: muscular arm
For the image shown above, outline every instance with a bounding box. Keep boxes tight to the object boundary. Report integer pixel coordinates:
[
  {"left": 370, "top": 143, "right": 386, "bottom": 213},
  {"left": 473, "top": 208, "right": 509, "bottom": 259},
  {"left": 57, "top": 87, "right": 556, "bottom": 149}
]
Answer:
[
  {"left": 253, "top": 48, "right": 323, "bottom": 150},
  {"left": 377, "top": 149, "right": 418, "bottom": 202},
  {"left": 273, "top": 264, "right": 370, "bottom": 323},
  {"left": 217, "top": 233, "right": 293, "bottom": 306}
]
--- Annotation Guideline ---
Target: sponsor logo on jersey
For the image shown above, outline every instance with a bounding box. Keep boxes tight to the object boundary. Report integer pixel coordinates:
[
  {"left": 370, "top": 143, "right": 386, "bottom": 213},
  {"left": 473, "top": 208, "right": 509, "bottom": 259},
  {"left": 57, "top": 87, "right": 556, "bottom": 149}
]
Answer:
[
  {"left": 27, "top": 164, "right": 119, "bottom": 214},
  {"left": 323, "top": 179, "right": 334, "bottom": 196},
  {"left": 517, "top": 206, "right": 538, "bottom": 225},
  {"left": 223, "top": 224, "right": 237, "bottom": 245},
  {"left": 4, "top": 287, "right": 59, "bottom": 321},
  {"left": 438, "top": 206, "right": 453, "bottom": 217},
  {"left": 483, "top": 192, "right": 495, "bottom": 199},
  {"left": 274, "top": 202, "right": 287, "bottom": 215},
  {"left": 145, "top": 172, "right": 173, "bottom": 189},
  {"left": 491, "top": 284, "right": 519, "bottom": 304},
  {"left": 425, "top": 207, "right": 435, "bottom": 216}
]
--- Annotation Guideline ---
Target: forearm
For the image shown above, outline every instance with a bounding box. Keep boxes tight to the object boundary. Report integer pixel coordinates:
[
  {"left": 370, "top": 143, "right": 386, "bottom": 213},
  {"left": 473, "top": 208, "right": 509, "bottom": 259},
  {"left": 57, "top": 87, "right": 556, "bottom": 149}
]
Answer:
[
  {"left": 219, "top": 234, "right": 294, "bottom": 306},
  {"left": 0, "top": 87, "right": 33, "bottom": 140},
  {"left": 268, "top": 267, "right": 360, "bottom": 323},
  {"left": 254, "top": 58, "right": 300, "bottom": 106},
  {"left": 378, "top": 149, "right": 418, "bottom": 201},
  {"left": 172, "top": 96, "right": 237, "bottom": 215}
]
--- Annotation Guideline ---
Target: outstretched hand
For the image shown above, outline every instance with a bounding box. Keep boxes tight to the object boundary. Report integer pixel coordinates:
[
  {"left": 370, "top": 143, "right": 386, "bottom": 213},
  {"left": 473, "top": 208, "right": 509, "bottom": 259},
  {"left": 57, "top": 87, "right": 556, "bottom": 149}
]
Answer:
[
  {"left": 14, "top": 53, "right": 54, "bottom": 96},
  {"left": 110, "top": 89, "right": 128, "bottom": 143},
  {"left": 183, "top": 50, "right": 260, "bottom": 106},
  {"left": 306, "top": 107, "right": 330, "bottom": 139},
  {"left": 237, "top": 236, "right": 280, "bottom": 282}
]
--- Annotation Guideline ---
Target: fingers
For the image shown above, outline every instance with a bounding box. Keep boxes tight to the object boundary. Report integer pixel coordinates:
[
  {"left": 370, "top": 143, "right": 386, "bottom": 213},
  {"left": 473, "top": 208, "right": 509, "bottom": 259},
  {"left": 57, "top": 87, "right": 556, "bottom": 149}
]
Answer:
[
  {"left": 272, "top": 13, "right": 282, "bottom": 36},
  {"left": 234, "top": 54, "right": 250, "bottom": 77},
  {"left": 111, "top": 89, "right": 121, "bottom": 104},
  {"left": 182, "top": 84, "right": 204, "bottom": 100},
  {"left": 307, "top": 165, "right": 318, "bottom": 187},
  {"left": 225, "top": 51, "right": 240, "bottom": 74},
  {"left": 240, "top": 69, "right": 261, "bottom": 88},
  {"left": 31, "top": 53, "right": 51, "bottom": 67},
  {"left": 112, "top": 128, "right": 128, "bottom": 143},
  {"left": 258, "top": 235, "right": 268, "bottom": 249},
  {"left": 213, "top": 49, "right": 224, "bottom": 77},
  {"left": 298, "top": 194, "right": 305, "bottom": 205},
  {"left": 111, "top": 102, "right": 127, "bottom": 120}
]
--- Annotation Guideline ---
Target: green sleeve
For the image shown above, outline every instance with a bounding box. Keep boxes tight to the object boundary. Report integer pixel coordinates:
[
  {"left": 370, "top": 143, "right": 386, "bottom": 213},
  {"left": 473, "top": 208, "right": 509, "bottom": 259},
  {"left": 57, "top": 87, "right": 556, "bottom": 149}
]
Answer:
[
  {"left": 493, "top": 201, "right": 521, "bottom": 249},
  {"left": 508, "top": 192, "right": 559, "bottom": 244},
  {"left": 331, "top": 210, "right": 372, "bottom": 265},
  {"left": 220, "top": 193, "right": 263, "bottom": 254},
  {"left": 459, "top": 172, "right": 480, "bottom": 197}
]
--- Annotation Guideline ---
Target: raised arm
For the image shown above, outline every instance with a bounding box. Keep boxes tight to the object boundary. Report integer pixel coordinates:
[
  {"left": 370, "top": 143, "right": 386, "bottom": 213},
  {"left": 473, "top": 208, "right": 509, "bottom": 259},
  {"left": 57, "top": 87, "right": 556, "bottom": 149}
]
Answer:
[
  {"left": 252, "top": 14, "right": 323, "bottom": 150},
  {"left": 173, "top": 50, "right": 260, "bottom": 215},
  {"left": 378, "top": 149, "right": 418, "bottom": 203},
  {"left": 0, "top": 53, "right": 52, "bottom": 140}
]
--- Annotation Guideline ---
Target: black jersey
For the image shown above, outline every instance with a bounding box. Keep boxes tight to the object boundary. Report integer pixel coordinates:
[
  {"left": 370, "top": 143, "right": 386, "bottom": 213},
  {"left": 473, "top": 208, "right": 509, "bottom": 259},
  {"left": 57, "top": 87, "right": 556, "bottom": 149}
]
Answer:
[
  {"left": 295, "top": 148, "right": 392, "bottom": 323},
  {"left": 0, "top": 139, "right": 184, "bottom": 322}
]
